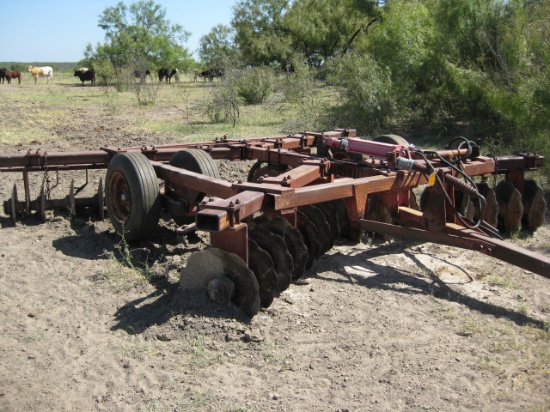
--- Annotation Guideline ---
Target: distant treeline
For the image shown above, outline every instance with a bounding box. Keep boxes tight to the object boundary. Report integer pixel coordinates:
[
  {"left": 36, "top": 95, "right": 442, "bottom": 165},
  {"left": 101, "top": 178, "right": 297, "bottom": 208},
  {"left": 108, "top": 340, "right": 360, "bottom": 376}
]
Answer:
[{"left": 0, "top": 62, "right": 78, "bottom": 72}]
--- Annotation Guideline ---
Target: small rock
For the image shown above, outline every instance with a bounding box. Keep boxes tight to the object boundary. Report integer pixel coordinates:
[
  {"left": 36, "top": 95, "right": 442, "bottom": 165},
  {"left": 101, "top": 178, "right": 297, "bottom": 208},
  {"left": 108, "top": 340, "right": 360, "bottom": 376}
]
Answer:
[
  {"left": 156, "top": 334, "right": 172, "bottom": 342},
  {"left": 243, "top": 330, "right": 264, "bottom": 343}
]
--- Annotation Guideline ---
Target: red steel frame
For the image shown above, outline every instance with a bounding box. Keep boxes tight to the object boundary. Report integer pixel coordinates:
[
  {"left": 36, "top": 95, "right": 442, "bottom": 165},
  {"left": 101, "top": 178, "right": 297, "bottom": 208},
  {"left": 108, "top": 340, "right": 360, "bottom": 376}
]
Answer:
[{"left": 0, "top": 129, "right": 548, "bottom": 279}]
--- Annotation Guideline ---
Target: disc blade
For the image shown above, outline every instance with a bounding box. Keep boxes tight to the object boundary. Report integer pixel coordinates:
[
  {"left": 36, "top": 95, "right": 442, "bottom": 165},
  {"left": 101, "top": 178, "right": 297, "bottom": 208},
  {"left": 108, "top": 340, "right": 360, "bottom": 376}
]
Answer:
[
  {"left": 522, "top": 179, "right": 546, "bottom": 232},
  {"left": 299, "top": 205, "right": 331, "bottom": 254},
  {"left": 248, "top": 240, "right": 278, "bottom": 308},
  {"left": 253, "top": 215, "right": 308, "bottom": 281},
  {"left": 297, "top": 210, "right": 320, "bottom": 269},
  {"left": 476, "top": 182, "right": 498, "bottom": 228},
  {"left": 495, "top": 180, "right": 523, "bottom": 233},
  {"left": 315, "top": 202, "right": 339, "bottom": 247},
  {"left": 249, "top": 224, "right": 293, "bottom": 292}
]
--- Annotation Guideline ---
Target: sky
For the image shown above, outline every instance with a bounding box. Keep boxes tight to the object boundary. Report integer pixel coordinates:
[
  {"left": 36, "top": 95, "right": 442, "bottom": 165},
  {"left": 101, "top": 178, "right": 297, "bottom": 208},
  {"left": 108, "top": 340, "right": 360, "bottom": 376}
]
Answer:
[{"left": 0, "top": 0, "right": 237, "bottom": 62}]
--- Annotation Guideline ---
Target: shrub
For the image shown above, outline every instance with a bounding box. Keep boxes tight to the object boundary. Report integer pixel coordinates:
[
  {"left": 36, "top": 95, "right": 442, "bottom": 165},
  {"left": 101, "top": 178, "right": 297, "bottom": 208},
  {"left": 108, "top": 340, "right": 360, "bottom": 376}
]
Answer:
[{"left": 236, "top": 66, "right": 274, "bottom": 105}]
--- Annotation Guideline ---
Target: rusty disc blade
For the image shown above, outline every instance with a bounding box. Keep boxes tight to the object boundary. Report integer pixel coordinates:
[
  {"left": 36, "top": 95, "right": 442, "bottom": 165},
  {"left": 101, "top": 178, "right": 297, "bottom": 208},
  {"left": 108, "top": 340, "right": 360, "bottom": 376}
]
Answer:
[
  {"left": 253, "top": 215, "right": 308, "bottom": 281},
  {"left": 495, "top": 180, "right": 523, "bottom": 233},
  {"left": 331, "top": 199, "right": 350, "bottom": 238},
  {"left": 249, "top": 223, "right": 293, "bottom": 292},
  {"left": 9, "top": 184, "right": 18, "bottom": 224},
  {"left": 454, "top": 190, "right": 475, "bottom": 222},
  {"left": 248, "top": 240, "right": 278, "bottom": 308},
  {"left": 299, "top": 205, "right": 332, "bottom": 254},
  {"left": 297, "top": 210, "right": 320, "bottom": 269},
  {"left": 180, "top": 248, "right": 260, "bottom": 317},
  {"left": 476, "top": 182, "right": 498, "bottom": 228},
  {"left": 315, "top": 202, "right": 339, "bottom": 246},
  {"left": 522, "top": 179, "right": 546, "bottom": 232},
  {"left": 211, "top": 249, "right": 260, "bottom": 318}
]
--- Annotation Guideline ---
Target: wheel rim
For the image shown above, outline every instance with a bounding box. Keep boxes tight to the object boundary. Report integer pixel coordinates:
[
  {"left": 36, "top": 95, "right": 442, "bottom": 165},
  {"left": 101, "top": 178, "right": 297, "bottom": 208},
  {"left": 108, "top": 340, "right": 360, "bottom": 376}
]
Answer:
[{"left": 108, "top": 171, "right": 132, "bottom": 223}]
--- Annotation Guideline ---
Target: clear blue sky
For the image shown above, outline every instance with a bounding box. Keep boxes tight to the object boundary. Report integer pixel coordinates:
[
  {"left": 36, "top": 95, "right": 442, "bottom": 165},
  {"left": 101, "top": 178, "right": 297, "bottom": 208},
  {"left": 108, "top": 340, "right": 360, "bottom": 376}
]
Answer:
[{"left": 0, "top": 0, "right": 237, "bottom": 62}]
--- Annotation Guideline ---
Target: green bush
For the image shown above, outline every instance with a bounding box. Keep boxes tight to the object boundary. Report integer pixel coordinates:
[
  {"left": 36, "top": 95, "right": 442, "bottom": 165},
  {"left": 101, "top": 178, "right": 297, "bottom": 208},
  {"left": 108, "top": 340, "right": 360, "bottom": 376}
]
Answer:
[
  {"left": 207, "top": 70, "right": 243, "bottom": 126},
  {"left": 326, "top": 53, "right": 398, "bottom": 134},
  {"left": 236, "top": 66, "right": 274, "bottom": 104}
]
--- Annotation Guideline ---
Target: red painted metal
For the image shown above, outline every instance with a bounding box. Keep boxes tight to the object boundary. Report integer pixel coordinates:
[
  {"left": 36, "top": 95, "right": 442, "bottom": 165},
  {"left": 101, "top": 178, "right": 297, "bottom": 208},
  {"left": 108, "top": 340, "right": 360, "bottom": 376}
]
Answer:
[{"left": 0, "top": 129, "right": 547, "bottom": 280}]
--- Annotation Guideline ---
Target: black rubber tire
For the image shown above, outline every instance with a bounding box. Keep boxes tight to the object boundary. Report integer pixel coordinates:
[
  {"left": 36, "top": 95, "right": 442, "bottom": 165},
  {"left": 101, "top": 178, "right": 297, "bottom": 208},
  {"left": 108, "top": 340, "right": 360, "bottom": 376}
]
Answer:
[
  {"left": 372, "top": 134, "right": 409, "bottom": 147},
  {"left": 105, "top": 152, "right": 160, "bottom": 242},
  {"left": 168, "top": 149, "right": 220, "bottom": 225},
  {"left": 168, "top": 149, "right": 220, "bottom": 203},
  {"left": 247, "top": 161, "right": 287, "bottom": 182}
]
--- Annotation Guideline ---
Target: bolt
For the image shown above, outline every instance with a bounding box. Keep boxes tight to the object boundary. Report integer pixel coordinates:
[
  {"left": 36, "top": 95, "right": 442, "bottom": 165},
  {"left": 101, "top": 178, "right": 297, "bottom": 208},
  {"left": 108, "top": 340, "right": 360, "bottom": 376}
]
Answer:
[
  {"left": 287, "top": 175, "right": 292, "bottom": 180},
  {"left": 238, "top": 179, "right": 243, "bottom": 184},
  {"left": 208, "top": 197, "right": 214, "bottom": 202},
  {"left": 229, "top": 201, "right": 234, "bottom": 207},
  {"left": 235, "top": 199, "right": 241, "bottom": 204}
]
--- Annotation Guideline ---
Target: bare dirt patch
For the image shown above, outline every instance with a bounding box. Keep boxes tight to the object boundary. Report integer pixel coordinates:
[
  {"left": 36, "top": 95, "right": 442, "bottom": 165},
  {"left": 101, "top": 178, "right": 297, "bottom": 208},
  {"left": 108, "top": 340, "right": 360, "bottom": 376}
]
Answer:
[{"left": 0, "top": 83, "right": 548, "bottom": 411}]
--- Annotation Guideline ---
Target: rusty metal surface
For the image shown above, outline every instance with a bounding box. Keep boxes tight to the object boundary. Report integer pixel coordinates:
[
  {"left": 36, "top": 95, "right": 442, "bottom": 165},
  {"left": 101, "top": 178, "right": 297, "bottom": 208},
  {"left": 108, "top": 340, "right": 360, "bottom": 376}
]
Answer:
[
  {"left": 0, "top": 129, "right": 547, "bottom": 283},
  {"left": 360, "top": 219, "right": 550, "bottom": 279}
]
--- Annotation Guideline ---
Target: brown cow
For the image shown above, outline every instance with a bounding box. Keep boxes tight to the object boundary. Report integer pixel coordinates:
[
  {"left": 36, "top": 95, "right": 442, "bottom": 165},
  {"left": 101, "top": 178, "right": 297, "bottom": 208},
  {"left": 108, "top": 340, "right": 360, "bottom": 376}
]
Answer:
[{"left": 6, "top": 71, "right": 22, "bottom": 84}]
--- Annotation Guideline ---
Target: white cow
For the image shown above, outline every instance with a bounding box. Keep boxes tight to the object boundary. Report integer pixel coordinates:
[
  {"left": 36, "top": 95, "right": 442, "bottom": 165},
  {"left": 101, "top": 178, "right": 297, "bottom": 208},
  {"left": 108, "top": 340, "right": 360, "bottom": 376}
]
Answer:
[{"left": 27, "top": 66, "right": 54, "bottom": 84}]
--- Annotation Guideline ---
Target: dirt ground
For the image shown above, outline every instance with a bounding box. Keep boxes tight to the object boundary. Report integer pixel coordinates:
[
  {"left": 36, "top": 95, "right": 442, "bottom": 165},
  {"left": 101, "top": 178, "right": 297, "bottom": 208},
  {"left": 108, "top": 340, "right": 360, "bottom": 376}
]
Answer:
[{"left": 0, "top": 82, "right": 549, "bottom": 412}]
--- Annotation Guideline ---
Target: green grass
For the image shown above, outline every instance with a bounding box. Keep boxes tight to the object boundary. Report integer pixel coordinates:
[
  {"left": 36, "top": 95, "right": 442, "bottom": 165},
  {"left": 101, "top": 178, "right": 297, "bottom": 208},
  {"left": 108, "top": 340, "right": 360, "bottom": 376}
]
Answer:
[{"left": 0, "top": 71, "right": 310, "bottom": 145}]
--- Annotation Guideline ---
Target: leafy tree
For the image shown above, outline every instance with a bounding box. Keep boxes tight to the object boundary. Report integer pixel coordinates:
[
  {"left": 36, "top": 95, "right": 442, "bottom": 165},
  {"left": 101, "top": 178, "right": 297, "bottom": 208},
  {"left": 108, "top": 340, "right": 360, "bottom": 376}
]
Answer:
[
  {"left": 366, "top": 0, "right": 440, "bottom": 121},
  {"left": 284, "top": 0, "right": 375, "bottom": 65},
  {"left": 327, "top": 52, "right": 397, "bottom": 134},
  {"left": 198, "top": 24, "right": 239, "bottom": 68},
  {"left": 85, "top": 0, "right": 191, "bottom": 70},
  {"left": 232, "top": 0, "right": 293, "bottom": 68}
]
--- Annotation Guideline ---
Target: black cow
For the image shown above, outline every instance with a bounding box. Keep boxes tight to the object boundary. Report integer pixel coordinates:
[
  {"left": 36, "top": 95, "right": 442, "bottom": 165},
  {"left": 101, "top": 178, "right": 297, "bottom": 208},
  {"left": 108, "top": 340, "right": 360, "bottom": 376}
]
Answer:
[
  {"left": 74, "top": 68, "right": 95, "bottom": 86},
  {"left": 133, "top": 69, "right": 151, "bottom": 81},
  {"left": 158, "top": 68, "right": 179, "bottom": 84},
  {"left": 0, "top": 68, "right": 7, "bottom": 84},
  {"left": 195, "top": 68, "right": 224, "bottom": 82}
]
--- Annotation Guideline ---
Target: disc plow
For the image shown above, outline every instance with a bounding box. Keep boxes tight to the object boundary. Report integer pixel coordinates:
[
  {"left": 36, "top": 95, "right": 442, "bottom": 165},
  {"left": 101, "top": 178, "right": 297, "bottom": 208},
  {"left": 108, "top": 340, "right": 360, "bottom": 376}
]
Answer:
[{"left": 1, "top": 129, "right": 548, "bottom": 317}]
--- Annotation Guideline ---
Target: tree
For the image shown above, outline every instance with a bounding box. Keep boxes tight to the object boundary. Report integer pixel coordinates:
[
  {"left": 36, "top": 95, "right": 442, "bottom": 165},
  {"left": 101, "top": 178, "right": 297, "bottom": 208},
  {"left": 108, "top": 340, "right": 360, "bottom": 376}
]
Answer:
[
  {"left": 284, "top": 0, "right": 375, "bottom": 65},
  {"left": 232, "top": 0, "right": 293, "bottom": 68},
  {"left": 85, "top": 0, "right": 191, "bottom": 69},
  {"left": 198, "top": 24, "right": 239, "bottom": 68}
]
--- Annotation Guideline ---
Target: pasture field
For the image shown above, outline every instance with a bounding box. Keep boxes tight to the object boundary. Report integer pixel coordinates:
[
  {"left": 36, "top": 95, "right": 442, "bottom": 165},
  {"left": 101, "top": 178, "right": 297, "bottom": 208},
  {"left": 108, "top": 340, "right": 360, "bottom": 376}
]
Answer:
[
  {"left": 0, "top": 76, "right": 549, "bottom": 412},
  {"left": 0, "top": 70, "right": 323, "bottom": 146}
]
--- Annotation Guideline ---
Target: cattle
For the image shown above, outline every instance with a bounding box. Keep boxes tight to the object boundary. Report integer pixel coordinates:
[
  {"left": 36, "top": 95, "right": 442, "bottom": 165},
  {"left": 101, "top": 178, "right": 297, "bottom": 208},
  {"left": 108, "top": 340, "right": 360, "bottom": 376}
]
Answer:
[
  {"left": 133, "top": 69, "right": 151, "bottom": 81},
  {"left": 28, "top": 66, "right": 53, "bottom": 84},
  {"left": 6, "top": 71, "right": 22, "bottom": 84},
  {"left": 0, "top": 68, "right": 7, "bottom": 84},
  {"left": 74, "top": 68, "right": 95, "bottom": 86},
  {"left": 158, "top": 68, "right": 179, "bottom": 84},
  {"left": 194, "top": 68, "right": 224, "bottom": 82}
]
